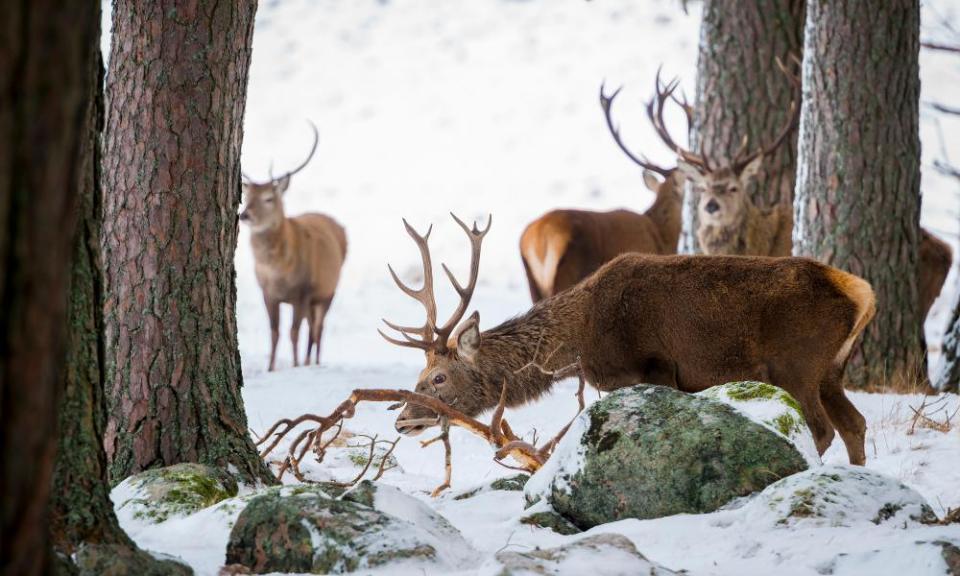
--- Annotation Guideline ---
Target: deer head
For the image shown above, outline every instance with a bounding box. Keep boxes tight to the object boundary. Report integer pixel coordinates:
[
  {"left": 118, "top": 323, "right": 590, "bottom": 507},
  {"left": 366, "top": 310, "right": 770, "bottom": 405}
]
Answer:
[
  {"left": 675, "top": 57, "right": 801, "bottom": 229},
  {"left": 240, "top": 122, "right": 319, "bottom": 233},
  {"left": 379, "top": 214, "right": 492, "bottom": 435}
]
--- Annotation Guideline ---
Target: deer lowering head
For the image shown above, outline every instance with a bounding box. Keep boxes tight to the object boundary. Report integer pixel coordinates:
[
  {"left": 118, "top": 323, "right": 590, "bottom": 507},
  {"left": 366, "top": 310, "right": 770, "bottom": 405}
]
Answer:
[
  {"left": 240, "top": 122, "right": 319, "bottom": 233},
  {"left": 380, "top": 214, "right": 492, "bottom": 435}
]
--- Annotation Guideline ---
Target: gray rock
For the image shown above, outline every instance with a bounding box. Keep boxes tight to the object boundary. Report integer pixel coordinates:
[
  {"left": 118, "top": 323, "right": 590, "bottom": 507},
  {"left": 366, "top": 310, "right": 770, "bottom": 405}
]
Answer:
[
  {"left": 741, "top": 465, "right": 937, "bottom": 528},
  {"left": 527, "top": 384, "right": 807, "bottom": 528},
  {"left": 518, "top": 511, "right": 581, "bottom": 535},
  {"left": 225, "top": 483, "right": 474, "bottom": 574},
  {"left": 492, "top": 533, "right": 676, "bottom": 576},
  {"left": 72, "top": 543, "right": 193, "bottom": 576},
  {"left": 113, "top": 463, "right": 239, "bottom": 523}
]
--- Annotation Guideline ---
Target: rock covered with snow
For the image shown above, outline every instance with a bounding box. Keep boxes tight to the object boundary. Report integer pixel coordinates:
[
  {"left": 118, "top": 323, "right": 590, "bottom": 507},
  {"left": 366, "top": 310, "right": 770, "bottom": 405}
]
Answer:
[
  {"left": 112, "top": 463, "right": 239, "bottom": 524},
  {"left": 225, "top": 482, "right": 475, "bottom": 574},
  {"left": 699, "top": 381, "right": 820, "bottom": 464},
  {"left": 526, "top": 384, "right": 808, "bottom": 528},
  {"left": 487, "top": 533, "right": 677, "bottom": 576},
  {"left": 741, "top": 465, "right": 937, "bottom": 528}
]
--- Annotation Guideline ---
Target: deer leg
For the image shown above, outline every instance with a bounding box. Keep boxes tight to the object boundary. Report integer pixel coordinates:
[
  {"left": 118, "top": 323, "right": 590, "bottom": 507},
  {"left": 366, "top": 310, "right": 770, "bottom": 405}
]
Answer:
[
  {"left": 265, "top": 297, "right": 280, "bottom": 372},
  {"left": 783, "top": 381, "right": 836, "bottom": 457},
  {"left": 290, "top": 303, "right": 306, "bottom": 368},
  {"left": 819, "top": 368, "right": 867, "bottom": 465},
  {"left": 311, "top": 302, "right": 327, "bottom": 366},
  {"left": 305, "top": 306, "right": 316, "bottom": 366}
]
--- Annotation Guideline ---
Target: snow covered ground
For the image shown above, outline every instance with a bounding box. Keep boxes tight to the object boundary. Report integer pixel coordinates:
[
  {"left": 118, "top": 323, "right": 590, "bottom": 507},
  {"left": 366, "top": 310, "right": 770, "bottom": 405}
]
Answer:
[{"left": 107, "top": 0, "right": 960, "bottom": 574}]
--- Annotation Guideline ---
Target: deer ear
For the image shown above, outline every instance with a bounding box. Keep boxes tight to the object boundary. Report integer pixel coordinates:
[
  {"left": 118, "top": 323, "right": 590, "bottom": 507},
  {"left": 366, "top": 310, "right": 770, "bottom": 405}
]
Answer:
[
  {"left": 455, "top": 311, "right": 481, "bottom": 363},
  {"left": 676, "top": 160, "right": 705, "bottom": 187},
  {"left": 642, "top": 170, "right": 661, "bottom": 192},
  {"left": 739, "top": 156, "right": 764, "bottom": 182},
  {"left": 275, "top": 175, "right": 292, "bottom": 194}
]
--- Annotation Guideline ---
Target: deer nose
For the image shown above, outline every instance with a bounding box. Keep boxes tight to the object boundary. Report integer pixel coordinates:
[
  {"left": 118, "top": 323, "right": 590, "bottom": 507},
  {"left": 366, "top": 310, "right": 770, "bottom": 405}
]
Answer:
[
  {"left": 705, "top": 199, "right": 720, "bottom": 214},
  {"left": 239, "top": 210, "right": 251, "bottom": 222}
]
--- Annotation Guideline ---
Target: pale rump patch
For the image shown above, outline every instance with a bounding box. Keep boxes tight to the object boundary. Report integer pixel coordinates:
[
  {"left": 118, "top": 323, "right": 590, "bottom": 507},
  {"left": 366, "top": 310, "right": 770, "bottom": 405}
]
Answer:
[
  {"left": 827, "top": 267, "right": 876, "bottom": 366},
  {"left": 520, "top": 218, "right": 570, "bottom": 298}
]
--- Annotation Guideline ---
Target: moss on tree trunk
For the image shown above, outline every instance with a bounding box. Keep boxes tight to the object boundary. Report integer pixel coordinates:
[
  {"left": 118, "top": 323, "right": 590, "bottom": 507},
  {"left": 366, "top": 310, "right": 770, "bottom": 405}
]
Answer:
[
  {"left": 794, "top": 0, "right": 923, "bottom": 389},
  {"left": 101, "top": 0, "right": 274, "bottom": 485}
]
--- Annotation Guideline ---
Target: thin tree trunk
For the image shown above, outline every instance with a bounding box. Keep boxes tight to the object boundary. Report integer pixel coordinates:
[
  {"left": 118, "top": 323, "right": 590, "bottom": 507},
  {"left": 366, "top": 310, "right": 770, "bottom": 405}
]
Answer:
[
  {"left": 794, "top": 0, "right": 923, "bottom": 389},
  {"left": 935, "top": 294, "right": 960, "bottom": 392},
  {"left": 102, "top": 0, "right": 273, "bottom": 486},
  {"left": 681, "top": 0, "right": 805, "bottom": 253},
  {"left": 0, "top": 2, "right": 100, "bottom": 574}
]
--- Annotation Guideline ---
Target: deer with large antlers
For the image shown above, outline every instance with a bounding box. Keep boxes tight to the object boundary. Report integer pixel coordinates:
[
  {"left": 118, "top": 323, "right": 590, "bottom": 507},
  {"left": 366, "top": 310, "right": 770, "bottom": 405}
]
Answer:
[
  {"left": 241, "top": 123, "right": 347, "bottom": 371},
  {"left": 519, "top": 77, "right": 687, "bottom": 302},
  {"left": 382, "top": 214, "right": 876, "bottom": 465}
]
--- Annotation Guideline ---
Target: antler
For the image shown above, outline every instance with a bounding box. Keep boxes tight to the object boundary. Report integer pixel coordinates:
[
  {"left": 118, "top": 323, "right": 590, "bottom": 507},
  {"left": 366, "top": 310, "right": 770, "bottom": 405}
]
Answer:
[
  {"left": 647, "top": 68, "right": 712, "bottom": 171},
  {"left": 599, "top": 83, "right": 672, "bottom": 177},
  {"left": 380, "top": 213, "right": 491, "bottom": 354},
  {"left": 730, "top": 55, "right": 802, "bottom": 173},
  {"left": 244, "top": 121, "right": 320, "bottom": 186}
]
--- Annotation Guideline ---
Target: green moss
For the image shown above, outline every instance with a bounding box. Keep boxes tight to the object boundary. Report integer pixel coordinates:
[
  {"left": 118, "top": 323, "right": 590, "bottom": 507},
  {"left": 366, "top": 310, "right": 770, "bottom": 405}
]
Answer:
[
  {"left": 124, "top": 463, "right": 238, "bottom": 523},
  {"left": 787, "top": 488, "right": 818, "bottom": 519},
  {"left": 770, "top": 413, "right": 802, "bottom": 437},
  {"left": 717, "top": 381, "right": 803, "bottom": 416},
  {"left": 491, "top": 475, "right": 530, "bottom": 492},
  {"left": 519, "top": 511, "right": 581, "bottom": 535}
]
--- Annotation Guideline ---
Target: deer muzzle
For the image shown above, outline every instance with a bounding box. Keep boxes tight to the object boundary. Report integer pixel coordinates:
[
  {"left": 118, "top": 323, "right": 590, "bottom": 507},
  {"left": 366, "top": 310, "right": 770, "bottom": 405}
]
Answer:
[{"left": 394, "top": 416, "right": 440, "bottom": 436}]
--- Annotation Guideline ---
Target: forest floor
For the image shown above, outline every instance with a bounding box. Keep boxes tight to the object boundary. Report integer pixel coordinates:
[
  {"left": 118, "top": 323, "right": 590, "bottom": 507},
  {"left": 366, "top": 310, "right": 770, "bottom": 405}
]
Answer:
[{"left": 105, "top": 0, "right": 960, "bottom": 573}]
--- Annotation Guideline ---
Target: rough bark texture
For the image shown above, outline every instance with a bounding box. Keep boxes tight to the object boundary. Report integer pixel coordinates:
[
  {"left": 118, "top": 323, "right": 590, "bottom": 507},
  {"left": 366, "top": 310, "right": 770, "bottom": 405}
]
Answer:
[
  {"left": 794, "top": 0, "right": 923, "bottom": 389},
  {"left": 102, "top": 0, "right": 273, "bottom": 485},
  {"left": 681, "top": 0, "right": 805, "bottom": 253},
  {"left": 935, "top": 294, "right": 960, "bottom": 392},
  {"left": 0, "top": 2, "right": 100, "bottom": 574}
]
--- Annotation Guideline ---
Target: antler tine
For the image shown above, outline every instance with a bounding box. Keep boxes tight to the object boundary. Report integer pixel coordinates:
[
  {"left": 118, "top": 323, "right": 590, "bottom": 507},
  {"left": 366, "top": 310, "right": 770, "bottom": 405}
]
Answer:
[
  {"left": 380, "top": 219, "right": 439, "bottom": 350},
  {"left": 732, "top": 55, "right": 802, "bottom": 171},
  {"left": 435, "top": 213, "right": 492, "bottom": 345},
  {"left": 274, "top": 121, "right": 319, "bottom": 183},
  {"left": 647, "top": 69, "right": 711, "bottom": 171},
  {"left": 599, "top": 82, "right": 672, "bottom": 177}
]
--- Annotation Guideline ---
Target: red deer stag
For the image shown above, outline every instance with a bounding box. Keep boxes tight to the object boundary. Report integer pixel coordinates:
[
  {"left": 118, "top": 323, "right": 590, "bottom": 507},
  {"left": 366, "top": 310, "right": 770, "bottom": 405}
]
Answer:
[
  {"left": 380, "top": 215, "right": 876, "bottom": 465},
  {"left": 672, "top": 70, "right": 951, "bottom": 349},
  {"left": 241, "top": 123, "right": 347, "bottom": 371},
  {"left": 519, "top": 76, "right": 689, "bottom": 302}
]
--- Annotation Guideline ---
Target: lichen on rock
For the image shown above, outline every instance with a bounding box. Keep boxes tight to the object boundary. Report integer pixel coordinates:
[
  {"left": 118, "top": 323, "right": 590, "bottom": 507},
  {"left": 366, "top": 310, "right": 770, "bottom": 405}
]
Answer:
[
  {"left": 528, "top": 384, "right": 808, "bottom": 529},
  {"left": 113, "top": 463, "right": 239, "bottom": 524}
]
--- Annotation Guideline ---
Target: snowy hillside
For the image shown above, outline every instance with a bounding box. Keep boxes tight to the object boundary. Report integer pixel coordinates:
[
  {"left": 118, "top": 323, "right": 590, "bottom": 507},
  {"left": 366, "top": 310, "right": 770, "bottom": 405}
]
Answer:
[{"left": 104, "top": 0, "right": 960, "bottom": 574}]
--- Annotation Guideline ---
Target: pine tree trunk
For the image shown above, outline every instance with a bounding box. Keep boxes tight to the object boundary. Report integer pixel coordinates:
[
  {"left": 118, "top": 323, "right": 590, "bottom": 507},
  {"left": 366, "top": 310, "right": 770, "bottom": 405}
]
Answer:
[
  {"left": 681, "top": 0, "right": 804, "bottom": 253},
  {"left": 0, "top": 3, "right": 100, "bottom": 574},
  {"left": 794, "top": 0, "right": 923, "bottom": 389},
  {"left": 935, "top": 295, "right": 960, "bottom": 392},
  {"left": 102, "top": 0, "right": 273, "bottom": 486}
]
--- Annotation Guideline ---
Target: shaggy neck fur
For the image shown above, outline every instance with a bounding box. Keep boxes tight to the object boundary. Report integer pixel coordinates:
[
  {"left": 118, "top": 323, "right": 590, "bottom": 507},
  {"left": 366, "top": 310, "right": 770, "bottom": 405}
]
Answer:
[
  {"left": 468, "top": 290, "right": 588, "bottom": 412},
  {"left": 645, "top": 185, "right": 683, "bottom": 252}
]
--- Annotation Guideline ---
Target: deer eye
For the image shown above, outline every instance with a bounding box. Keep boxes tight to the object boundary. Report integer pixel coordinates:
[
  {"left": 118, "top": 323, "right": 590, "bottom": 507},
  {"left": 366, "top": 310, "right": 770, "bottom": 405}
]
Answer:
[
  {"left": 726, "top": 185, "right": 738, "bottom": 193},
  {"left": 432, "top": 374, "right": 446, "bottom": 386}
]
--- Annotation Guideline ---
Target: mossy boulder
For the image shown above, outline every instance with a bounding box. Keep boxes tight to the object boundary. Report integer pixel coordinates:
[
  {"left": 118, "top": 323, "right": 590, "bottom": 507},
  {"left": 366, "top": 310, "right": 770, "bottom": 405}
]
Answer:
[
  {"left": 699, "top": 381, "right": 819, "bottom": 464},
  {"left": 518, "top": 511, "right": 581, "bottom": 535},
  {"left": 526, "top": 384, "right": 807, "bottom": 528},
  {"left": 454, "top": 474, "right": 530, "bottom": 501},
  {"left": 741, "top": 465, "right": 937, "bottom": 528},
  {"left": 72, "top": 543, "right": 193, "bottom": 576},
  {"left": 113, "top": 463, "right": 239, "bottom": 523},
  {"left": 824, "top": 539, "right": 960, "bottom": 575},
  {"left": 492, "top": 533, "right": 676, "bottom": 575},
  {"left": 225, "top": 483, "right": 474, "bottom": 574}
]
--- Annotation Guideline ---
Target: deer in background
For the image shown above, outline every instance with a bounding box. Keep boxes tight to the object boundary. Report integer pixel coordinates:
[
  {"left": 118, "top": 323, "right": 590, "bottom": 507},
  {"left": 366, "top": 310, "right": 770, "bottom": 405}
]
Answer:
[
  {"left": 381, "top": 214, "right": 876, "bottom": 465},
  {"left": 519, "top": 75, "right": 689, "bottom": 302},
  {"left": 241, "top": 123, "right": 347, "bottom": 371},
  {"left": 672, "top": 63, "right": 952, "bottom": 344}
]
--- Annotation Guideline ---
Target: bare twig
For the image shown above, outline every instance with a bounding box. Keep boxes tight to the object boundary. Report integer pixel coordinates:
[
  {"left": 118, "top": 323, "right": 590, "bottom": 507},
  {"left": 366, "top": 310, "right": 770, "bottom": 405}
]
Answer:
[
  {"left": 430, "top": 419, "right": 453, "bottom": 497},
  {"left": 908, "top": 395, "right": 958, "bottom": 434},
  {"left": 922, "top": 41, "right": 960, "bottom": 54}
]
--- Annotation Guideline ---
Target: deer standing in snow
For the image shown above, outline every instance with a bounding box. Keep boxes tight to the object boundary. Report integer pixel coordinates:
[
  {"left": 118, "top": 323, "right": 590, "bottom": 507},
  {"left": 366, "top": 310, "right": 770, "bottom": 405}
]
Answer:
[
  {"left": 241, "top": 124, "right": 347, "bottom": 370},
  {"left": 519, "top": 76, "right": 688, "bottom": 302},
  {"left": 380, "top": 214, "right": 876, "bottom": 465}
]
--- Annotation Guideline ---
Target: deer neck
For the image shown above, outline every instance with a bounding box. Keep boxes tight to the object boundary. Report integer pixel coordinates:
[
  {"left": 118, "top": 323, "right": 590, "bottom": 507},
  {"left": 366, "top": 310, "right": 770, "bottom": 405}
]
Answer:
[
  {"left": 472, "top": 293, "right": 587, "bottom": 410},
  {"left": 644, "top": 189, "right": 683, "bottom": 251},
  {"left": 250, "top": 218, "right": 293, "bottom": 263}
]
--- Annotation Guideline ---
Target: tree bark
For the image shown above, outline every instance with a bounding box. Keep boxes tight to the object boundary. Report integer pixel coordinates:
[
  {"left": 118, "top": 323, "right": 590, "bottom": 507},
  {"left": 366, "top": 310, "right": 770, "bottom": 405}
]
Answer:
[
  {"left": 935, "top": 294, "right": 960, "bottom": 392},
  {"left": 0, "top": 2, "right": 100, "bottom": 574},
  {"left": 102, "top": 0, "right": 273, "bottom": 485},
  {"left": 681, "top": 0, "right": 805, "bottom": 253},
  {"left": 794, "top": 0, "right": 923, "bottom": 389}
]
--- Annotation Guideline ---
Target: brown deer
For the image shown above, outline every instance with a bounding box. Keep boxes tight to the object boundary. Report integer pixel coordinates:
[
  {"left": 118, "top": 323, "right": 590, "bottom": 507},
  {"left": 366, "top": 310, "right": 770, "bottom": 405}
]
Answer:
[
  {"left": 380, "top": 214, "right": 876, "bottom": 465},
  {"left": 672, "top": 93, "right": 952, "bottom": 340},
  {"left": 519, "top": 78, "right": 688, "bottom": 302},
  {"left": 241, "top": 124, "right": 347, "bottom": 371}
]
